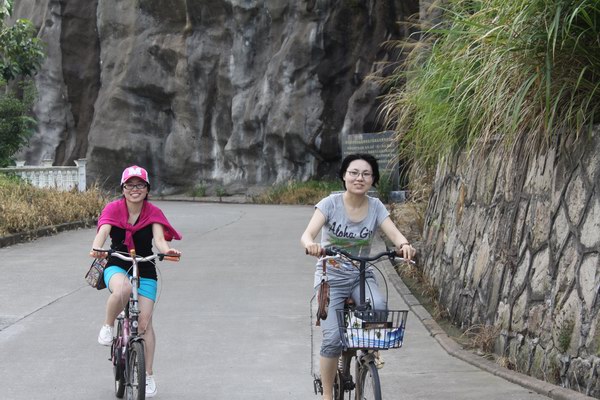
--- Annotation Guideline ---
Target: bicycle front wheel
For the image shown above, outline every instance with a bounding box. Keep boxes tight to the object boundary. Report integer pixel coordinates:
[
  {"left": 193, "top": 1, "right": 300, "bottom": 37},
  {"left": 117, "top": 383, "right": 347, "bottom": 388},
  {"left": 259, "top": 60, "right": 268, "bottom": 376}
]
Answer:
[
  {"left": 357, "top": 362, "right": 381, "bottom": 400},
  {"left": 126, "top": 341, "right": 146, "bottom": 400},
  {"left": 114, "top": 319, "right": 125, "bottom": 398}
]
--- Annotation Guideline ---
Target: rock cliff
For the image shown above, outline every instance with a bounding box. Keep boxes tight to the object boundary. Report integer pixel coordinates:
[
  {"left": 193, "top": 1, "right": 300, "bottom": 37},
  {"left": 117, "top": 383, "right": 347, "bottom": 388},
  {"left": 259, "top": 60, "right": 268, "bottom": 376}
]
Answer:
[{"left": 15, "top": 0, "right": 418, "bottom": 194}]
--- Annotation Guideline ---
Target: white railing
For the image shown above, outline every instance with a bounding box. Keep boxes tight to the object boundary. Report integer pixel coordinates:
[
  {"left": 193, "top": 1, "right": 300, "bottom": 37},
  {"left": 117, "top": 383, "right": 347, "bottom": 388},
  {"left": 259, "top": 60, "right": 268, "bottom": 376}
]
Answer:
[{"left": 0, "top": 159, "right": 87, "bottom": 192}]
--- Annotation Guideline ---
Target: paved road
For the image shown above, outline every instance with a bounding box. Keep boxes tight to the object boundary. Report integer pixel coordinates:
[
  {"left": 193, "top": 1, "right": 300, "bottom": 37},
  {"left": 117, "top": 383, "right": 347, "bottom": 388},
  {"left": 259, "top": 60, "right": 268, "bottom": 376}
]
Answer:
[{"left": 0, "top": 202, "right": 555, "bottom": 399}]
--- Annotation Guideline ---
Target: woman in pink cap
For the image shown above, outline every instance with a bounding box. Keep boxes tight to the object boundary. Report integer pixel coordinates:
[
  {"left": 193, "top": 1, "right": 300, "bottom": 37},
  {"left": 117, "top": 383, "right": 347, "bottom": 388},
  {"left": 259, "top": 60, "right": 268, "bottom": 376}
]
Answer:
[{"left": 89, "top": 165, "right": 182, "bottom": 398}]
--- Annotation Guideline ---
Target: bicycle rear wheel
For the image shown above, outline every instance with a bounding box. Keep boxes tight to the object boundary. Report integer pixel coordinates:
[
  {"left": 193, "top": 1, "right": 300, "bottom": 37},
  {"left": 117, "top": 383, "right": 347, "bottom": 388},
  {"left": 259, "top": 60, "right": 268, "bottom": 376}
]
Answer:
[
  {"left": 125, "top": 341, "right": 146, "bottom": 400},
  {"left": 357, "top": 362, "right": 381, "bottom": 400}
]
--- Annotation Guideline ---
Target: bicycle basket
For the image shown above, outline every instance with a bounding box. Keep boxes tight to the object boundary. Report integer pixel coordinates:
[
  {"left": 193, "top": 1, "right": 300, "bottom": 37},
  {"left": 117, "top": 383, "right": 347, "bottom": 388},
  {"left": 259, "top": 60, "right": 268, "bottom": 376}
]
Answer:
[{"left": 336, "top": 309, "right": 408, "bottom": 350}]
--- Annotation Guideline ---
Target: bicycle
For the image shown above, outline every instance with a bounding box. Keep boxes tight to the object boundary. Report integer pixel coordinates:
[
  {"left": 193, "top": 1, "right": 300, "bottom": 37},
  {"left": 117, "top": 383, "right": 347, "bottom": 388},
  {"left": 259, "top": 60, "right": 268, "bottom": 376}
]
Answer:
[
  {"left": 310, "top": 247, "right": 410, "bottom": 400},
  {"left": 93, "top": 248, "right": 180, "bottom": 400}
]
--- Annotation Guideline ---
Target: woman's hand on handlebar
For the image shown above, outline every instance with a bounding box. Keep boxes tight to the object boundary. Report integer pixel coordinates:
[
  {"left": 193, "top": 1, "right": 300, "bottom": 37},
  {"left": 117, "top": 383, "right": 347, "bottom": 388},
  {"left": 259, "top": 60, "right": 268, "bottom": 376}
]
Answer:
[
  {"left": 89, "top": 248, "right": 108, "bottom": 259},
  {"left": 304, "top": 242, "right": 322, "bottom": 257},
  {"left": 163, "top": 248, "right": 182, "bottom": 262},
  {"left": 396, "top": 243, "right": 416, "bottom": 261}
]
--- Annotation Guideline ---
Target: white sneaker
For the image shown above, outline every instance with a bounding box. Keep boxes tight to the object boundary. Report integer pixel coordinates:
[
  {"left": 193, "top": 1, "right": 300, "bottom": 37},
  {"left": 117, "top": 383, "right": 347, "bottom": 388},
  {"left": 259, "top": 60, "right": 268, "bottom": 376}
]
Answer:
[
  {"left": 97, "top": 324, "right": 113, "bottom": 346},
  {"left": 146, "top": 374, "right": 157, "bottom": 398}
]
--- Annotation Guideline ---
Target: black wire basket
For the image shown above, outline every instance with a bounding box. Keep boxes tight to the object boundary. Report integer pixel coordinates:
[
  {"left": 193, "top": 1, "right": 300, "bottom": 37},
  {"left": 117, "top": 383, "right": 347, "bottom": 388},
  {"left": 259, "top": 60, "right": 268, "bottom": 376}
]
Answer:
[{"left": 337, "top": 309, "right": 408, "bottom": 350}]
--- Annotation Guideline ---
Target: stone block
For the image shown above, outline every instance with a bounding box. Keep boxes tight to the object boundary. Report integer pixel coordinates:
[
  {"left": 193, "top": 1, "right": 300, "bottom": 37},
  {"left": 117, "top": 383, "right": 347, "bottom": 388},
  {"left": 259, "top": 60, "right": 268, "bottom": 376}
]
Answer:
[
  {"left": 565, "top": 173, "right": 587, "bottom": 225},
  {"left": 580, "top": 197, "right": 600, "bottom": 248}
]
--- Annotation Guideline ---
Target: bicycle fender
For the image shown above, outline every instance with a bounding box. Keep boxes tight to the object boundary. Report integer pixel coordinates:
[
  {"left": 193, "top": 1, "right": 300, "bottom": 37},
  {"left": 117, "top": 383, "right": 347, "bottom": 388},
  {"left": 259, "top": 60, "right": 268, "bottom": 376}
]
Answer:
[{"left": 128, "top": 336, "right": 145, "bottom": 346}]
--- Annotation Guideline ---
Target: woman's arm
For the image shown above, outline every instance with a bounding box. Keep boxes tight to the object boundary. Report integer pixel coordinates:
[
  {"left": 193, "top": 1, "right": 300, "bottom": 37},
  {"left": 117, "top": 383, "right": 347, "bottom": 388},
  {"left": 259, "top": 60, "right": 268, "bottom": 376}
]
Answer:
[
  {"left": 152, "top": 223, "right": 181, "bottom": 255},
  {"left": 380, "top": 217, "right": 415, "bottom": 260},
  {"left": 300, "top": 208, "right": 326, "bottom": 257},
  {"left": 90, "top": 224, "right": 112, "bottom": 258}
]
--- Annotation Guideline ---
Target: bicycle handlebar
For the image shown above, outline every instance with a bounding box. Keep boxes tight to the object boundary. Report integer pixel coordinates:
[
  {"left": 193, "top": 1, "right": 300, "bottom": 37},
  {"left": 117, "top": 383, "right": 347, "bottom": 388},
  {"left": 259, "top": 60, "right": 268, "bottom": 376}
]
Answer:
[
  {"left": 309, "top": 246, "right": 415, "bottom": 264},
  {"left": 92, "top": 248, "right": 181, "bottom": 262},
  {"left": 324, "top": 247, "right": 396, "bottom": 262}
]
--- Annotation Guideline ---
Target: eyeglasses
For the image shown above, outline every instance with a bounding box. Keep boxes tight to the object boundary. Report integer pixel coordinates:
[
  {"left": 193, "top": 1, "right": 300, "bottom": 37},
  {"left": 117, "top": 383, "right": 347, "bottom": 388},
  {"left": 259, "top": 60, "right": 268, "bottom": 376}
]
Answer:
[
  {"left": 346, "top": 170, "right": 373, "bottom": 179},
  {"left": 123, "top": 183, "right": 148, "bottom": 190}
]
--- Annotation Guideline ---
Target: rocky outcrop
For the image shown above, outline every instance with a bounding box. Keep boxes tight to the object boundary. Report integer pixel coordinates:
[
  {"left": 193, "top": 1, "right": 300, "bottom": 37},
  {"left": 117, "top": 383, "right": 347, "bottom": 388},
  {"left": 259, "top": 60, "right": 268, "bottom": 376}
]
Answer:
[
  {"left": 423, "top": 129, "right": 600, "bottom": 397},
  {"left": 14, "top": 0, "right": 418, "bottom": 194}
]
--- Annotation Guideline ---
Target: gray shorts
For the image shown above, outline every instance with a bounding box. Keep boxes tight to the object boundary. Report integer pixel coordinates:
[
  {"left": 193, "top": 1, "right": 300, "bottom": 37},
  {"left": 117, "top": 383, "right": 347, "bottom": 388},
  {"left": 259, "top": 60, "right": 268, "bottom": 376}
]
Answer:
[{"left": 316, "top": 267, "right": 386, "bottom": 358}]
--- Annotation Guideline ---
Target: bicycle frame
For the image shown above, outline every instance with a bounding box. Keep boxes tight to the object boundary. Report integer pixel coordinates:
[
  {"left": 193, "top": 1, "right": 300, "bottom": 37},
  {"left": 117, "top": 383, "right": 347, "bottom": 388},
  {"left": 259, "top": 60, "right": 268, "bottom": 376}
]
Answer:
[
  {"left": 128, "top": 249, "right": 142, "bottom": 338},
  {"left": 109, "top": 249, "right": 146, "bottom": 400},
  {"left": 326, "top": 248, "right": 396, "bottom": 311},
  {"left": 124, "top": 249, "right": 144, "bottom": 394}
]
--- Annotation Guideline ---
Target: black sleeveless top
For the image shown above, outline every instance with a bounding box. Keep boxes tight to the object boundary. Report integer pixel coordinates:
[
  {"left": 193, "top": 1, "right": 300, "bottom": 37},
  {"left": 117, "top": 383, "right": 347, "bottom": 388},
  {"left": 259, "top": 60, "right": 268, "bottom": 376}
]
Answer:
[{"left": 108, "top": 224, "right": 157, "bottom": 280}]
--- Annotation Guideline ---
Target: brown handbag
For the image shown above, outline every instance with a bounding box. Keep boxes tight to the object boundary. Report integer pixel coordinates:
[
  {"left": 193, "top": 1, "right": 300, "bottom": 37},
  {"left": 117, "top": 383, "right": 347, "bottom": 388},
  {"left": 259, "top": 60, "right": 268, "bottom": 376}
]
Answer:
[{"left": 316, "top": 258, "right": 330, "bottom": 326}]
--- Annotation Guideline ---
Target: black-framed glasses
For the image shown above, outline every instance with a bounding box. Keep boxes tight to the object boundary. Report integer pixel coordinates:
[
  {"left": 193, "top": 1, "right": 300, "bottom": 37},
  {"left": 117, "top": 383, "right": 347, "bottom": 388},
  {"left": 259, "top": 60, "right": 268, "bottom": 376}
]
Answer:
[
  {"left": 123, "top": 183, "right": 148, "bottom": 190},
  {"left": 346, "top": 170, "right": 373, "bottom": 179}
]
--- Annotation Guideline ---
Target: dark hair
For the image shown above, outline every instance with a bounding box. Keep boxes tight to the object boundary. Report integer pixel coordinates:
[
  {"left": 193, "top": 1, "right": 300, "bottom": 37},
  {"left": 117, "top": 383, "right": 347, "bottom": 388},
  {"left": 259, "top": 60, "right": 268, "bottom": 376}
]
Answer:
[{"left": 339, "top": 153, "right": 380, "bottom": 189}]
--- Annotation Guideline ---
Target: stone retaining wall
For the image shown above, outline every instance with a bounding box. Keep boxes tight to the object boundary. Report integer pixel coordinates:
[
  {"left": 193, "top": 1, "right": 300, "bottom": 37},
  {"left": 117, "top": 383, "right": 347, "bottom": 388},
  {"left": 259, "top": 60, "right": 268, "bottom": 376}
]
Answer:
[{"left": 422, "top": 128, "right": 600, "bottom": 397}]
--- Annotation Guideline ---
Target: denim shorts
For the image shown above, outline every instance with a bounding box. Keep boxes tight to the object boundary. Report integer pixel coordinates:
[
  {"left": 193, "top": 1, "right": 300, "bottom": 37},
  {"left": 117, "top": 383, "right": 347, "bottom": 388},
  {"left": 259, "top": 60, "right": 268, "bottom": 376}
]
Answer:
[
  {"left": 315, "top": 266, "right": 386, "bottom": 358},
  {"left": 103, "top": 265, "right": 158, "bottom": 302}
]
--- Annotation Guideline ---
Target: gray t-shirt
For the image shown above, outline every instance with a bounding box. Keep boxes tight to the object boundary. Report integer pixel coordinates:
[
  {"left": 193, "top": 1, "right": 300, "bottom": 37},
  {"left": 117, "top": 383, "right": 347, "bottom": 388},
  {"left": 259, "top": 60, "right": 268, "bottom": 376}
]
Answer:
[{"left": 314, "top": 193, "right": 390, "bottom": 285}]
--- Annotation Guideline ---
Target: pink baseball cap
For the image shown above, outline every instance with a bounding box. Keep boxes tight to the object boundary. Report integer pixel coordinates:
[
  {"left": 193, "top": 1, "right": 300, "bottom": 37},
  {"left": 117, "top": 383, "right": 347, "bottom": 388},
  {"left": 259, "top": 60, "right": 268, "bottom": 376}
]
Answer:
[{"left": 121, "top": 165, "right": 150, "bottom": 185}]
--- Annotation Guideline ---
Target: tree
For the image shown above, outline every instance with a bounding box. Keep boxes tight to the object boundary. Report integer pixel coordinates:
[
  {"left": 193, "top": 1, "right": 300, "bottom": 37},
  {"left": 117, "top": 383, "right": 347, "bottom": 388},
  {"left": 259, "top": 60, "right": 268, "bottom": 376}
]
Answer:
[{"left": 0, "top": 0, "right": 45, "bottom": 167}]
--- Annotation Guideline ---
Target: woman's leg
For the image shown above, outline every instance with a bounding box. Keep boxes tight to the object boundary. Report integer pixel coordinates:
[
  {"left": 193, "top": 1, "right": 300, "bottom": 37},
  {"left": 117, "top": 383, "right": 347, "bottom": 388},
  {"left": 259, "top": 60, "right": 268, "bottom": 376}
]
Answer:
[
  {"left": 104, "top": 271, "right": 132, "bottom": 326},
  {"left": 320, "top": 356, "right": 338, "bottom": 400},
  {"left": 138, "top": 296, "right": 156, "bottom": 374},
  {"left": 137, "top": 277, "right": 158, "bottom": 375},
  {"left": 319, "top": 280, "right": 351, "bottom": 400}
]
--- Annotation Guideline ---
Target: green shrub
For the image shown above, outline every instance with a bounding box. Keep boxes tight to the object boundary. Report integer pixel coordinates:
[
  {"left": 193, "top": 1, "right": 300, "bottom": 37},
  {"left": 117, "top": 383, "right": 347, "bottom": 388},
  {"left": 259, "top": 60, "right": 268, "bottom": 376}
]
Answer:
[
  {"left": 558, "top": 319, "right": 575, "bottom": 353},
  {"left": 376, "top": 172, "right": 393, "bottom": 203},
  {"left": 253, "top": 180, "right": 341, "bottom": 205},
  {"left": 190, "top": 183, "right": 206, "bottom": 197}
]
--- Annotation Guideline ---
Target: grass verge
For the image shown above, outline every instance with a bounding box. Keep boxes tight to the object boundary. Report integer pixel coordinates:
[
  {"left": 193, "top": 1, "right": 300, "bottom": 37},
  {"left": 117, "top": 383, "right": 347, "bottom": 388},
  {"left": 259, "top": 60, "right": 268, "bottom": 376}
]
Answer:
[
  {"left": 0, "top": 175, "right": 108, "bottom": 237},
  {"left": 252, "top": 179, "right": 341, "bottom": 205}
]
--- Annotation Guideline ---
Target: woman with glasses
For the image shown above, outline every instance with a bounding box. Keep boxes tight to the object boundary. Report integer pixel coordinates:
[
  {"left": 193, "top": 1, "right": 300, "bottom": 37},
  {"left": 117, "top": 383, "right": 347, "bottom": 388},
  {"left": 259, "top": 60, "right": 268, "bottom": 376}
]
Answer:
[
  {"left": 301, "top": 153, "right": 415, "bottom": 400},
  {"left": 89, "top": 165, "right": 182, "bottom": 398}
]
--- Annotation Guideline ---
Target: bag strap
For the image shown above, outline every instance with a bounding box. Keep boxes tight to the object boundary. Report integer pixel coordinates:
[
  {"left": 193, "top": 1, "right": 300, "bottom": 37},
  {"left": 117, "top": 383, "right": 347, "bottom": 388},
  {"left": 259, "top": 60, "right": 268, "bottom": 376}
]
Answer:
[{"left": 316, "top": 257, "right": 328, "bottom": 326}]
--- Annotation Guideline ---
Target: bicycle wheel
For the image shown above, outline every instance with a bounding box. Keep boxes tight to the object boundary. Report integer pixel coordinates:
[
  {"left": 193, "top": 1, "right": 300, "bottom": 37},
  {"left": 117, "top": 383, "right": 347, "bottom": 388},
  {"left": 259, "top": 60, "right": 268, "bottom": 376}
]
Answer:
[
  {"left": 125, "top": 341, "right": 146, "bottom": 400},
  {"left": 357, "top": 362, "right": 381, "bottom": 400},
  {"left": 334, "top": 369, "right": 344, "bottom": 400},
  {"left": 113, "top": 321, "right": 125, "bottom": 398}
]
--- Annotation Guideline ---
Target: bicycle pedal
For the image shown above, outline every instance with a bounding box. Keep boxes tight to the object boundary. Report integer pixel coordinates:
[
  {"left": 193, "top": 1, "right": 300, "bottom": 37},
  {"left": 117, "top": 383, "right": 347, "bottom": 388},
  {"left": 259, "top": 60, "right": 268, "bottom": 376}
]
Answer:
[
  {"left": 313, "top": 378, "right": 323, "bottom": 395},
  {"left": 343, "top": 378, "right": 355, "bottom": 391}
]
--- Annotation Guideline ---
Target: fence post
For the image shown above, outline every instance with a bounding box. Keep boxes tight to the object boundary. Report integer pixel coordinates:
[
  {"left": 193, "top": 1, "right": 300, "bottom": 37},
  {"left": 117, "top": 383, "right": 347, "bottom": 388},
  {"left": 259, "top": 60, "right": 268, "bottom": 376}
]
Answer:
[{"left": 74, "top": 159, "right": 87, "bottom": 192}]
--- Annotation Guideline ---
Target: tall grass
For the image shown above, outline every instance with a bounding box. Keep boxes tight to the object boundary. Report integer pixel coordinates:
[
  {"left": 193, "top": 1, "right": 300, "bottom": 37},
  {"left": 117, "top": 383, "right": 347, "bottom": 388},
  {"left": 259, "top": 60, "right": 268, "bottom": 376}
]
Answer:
[
  {"left": 380, "top": 0, "right": 600, "bottom": 169},
  {"left": 0, "top": 175, "right": 108, "bottom": 236},
  {"left": 253, "top": 180, "right": 341, "bottom": 205}
]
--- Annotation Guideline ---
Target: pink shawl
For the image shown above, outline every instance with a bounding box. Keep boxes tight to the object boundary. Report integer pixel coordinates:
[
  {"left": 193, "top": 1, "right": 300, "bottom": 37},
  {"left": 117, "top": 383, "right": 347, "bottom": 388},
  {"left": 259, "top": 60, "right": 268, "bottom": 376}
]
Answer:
[{"left": 97, "top": 198, "right": 182, "bottom": 250}]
